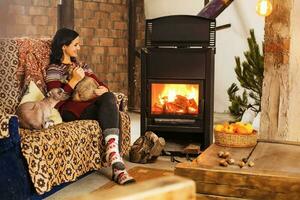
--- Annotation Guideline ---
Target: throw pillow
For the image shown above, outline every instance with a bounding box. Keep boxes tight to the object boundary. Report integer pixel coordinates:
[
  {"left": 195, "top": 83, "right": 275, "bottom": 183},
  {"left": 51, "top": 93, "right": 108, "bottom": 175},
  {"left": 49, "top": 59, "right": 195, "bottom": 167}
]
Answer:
[{"left": 19, "top": 81, "right": 63, "bottom": 125}]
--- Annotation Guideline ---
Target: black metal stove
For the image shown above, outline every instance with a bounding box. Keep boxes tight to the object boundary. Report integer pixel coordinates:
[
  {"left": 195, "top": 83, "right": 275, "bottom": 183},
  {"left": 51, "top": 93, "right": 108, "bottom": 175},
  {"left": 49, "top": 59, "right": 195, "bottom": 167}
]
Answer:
[{"left": 141, "top": 15, "right": 215, "bottom": 150}]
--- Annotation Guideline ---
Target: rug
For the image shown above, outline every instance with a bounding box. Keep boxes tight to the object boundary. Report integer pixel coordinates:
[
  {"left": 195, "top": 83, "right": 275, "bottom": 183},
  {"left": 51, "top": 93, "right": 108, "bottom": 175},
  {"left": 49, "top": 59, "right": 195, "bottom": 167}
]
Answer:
[{"left": 93, "top": 166, "right": 174, "bottom": 192}]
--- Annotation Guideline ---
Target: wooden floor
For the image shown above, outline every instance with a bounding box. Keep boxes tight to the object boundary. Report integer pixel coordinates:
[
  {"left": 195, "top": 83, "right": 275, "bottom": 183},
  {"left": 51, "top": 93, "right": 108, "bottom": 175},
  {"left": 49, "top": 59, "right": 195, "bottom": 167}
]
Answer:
[{"left": 175, "top": 141, "right": 300, "bottom": 200}]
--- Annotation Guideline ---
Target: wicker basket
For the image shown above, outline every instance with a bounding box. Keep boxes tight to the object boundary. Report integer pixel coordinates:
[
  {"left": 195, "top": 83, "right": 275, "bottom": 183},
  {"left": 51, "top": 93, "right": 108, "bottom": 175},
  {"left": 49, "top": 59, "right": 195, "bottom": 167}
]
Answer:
[{"left": 214, "top": 130, "right": 257, "bottom": 147}]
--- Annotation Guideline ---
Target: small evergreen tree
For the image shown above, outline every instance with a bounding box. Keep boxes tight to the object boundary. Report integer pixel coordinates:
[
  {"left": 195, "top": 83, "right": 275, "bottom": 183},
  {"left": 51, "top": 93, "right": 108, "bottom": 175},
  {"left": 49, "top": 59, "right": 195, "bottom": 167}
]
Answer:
[{"left": 227, "top": 29, "right": 264, "bottom": 120}]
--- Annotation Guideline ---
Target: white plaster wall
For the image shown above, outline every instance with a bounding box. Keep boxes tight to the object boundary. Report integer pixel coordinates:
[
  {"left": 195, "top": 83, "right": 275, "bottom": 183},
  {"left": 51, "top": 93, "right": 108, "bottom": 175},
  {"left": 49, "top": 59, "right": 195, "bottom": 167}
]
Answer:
[
  {"left": 144, "top": 0, "right": 265, "bottom": 113},
  {"left": 144, "top": 0, "right": 203, "bottom": 18}
]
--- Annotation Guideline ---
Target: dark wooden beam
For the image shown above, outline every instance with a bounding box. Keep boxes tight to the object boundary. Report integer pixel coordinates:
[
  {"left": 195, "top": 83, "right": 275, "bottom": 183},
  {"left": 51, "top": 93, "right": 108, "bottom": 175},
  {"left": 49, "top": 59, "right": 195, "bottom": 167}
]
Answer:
[
  {"left": 128, "top": 0, "right": 136, "bottom": 110},
  {"left": 57, "top": 0, "right": 74, "bottom": 30}
]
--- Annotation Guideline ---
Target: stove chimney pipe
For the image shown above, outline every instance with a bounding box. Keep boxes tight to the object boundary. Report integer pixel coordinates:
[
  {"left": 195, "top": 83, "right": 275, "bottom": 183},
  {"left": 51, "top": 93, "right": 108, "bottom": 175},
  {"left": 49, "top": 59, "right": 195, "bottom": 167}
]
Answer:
[{"left": 198, "top": 0, "right": 234, "bottom": 19}]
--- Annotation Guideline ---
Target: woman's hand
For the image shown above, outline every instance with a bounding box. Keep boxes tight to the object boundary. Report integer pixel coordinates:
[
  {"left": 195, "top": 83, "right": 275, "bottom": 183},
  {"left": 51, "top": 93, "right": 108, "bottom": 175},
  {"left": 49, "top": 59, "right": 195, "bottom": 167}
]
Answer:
[
  {"left": 71, "top": 67, "right": 85, "bottom": 82},
  {"left": 68, "top": 67, "right": 85, "bottom": 89},
  {"left": 94, "top": 86, "right": 108, "bottom": 96}
]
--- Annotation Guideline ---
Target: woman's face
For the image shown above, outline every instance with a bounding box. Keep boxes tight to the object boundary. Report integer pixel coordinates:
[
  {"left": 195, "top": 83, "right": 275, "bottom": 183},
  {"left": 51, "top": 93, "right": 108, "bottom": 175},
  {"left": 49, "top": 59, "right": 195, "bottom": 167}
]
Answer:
[{"left": 63, "top": 36, "right": 80, "bottom": 58}]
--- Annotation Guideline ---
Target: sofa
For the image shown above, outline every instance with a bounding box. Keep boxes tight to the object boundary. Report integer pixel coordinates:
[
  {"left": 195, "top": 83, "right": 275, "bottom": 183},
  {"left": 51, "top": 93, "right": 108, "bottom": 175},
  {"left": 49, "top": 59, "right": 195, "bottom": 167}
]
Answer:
[{"left": 0, "top": 38, "right": 131, "bottom": 200}]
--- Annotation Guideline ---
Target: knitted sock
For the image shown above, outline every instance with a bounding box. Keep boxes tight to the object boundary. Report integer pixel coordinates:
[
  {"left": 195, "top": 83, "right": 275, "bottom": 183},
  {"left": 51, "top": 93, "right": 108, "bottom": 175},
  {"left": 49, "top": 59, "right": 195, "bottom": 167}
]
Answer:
[{"left": 104, "top": 128, "right": 135, "bottom": 185}]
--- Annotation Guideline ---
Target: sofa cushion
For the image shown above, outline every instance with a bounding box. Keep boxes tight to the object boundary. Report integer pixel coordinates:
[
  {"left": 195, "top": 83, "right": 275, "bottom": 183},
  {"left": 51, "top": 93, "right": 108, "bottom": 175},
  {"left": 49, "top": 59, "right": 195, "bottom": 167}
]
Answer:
[{"left": 0, "top": 39, "right": 22, "bottom": 114}]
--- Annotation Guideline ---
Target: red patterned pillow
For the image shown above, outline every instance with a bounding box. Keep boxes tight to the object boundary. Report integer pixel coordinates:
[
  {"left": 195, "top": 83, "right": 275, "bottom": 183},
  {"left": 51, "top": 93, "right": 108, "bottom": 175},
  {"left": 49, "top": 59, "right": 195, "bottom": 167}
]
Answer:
[{"left": 17, "top": 39, "right": 51, "bottom": 95}]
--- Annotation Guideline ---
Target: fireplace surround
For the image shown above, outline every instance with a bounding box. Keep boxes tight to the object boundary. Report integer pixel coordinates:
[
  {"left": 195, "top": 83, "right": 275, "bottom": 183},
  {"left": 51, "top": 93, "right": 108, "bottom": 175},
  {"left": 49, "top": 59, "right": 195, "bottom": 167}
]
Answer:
[{"left": 141, "top": 15, "right": 215, "bottom": 150}]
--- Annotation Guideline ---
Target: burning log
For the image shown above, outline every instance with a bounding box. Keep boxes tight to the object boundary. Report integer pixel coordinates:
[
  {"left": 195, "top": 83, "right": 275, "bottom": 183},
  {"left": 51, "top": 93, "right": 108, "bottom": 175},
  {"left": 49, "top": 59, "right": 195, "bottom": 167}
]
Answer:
[
  {"left": 152, "top": 91, "right": 199, "bottom": 115},
  {"left": 188, "top": 107, "right": 198, "bottom": 114},
  {"left": 188, "top": 99, "right": 198, "bottom": 114},
  {"left": 164, "top": 102, "right": 184, "bottom": 114},
  {"left": 153, "top": 95, "right": 199, "bottom": 115},
  {"left": 174, "top": 95, "right": 189, "bottom": 110},
  {"left": 152, "top": 103, "right": 163, "bottom": 114}
]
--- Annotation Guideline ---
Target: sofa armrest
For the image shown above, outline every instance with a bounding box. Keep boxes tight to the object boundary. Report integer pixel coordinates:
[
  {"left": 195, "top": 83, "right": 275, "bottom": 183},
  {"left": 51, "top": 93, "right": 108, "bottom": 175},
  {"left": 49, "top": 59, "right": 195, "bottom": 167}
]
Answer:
[
  {"left": 0, "top": 113, "right": 19, "bottom": 139},
  {"left": 0, "top": 113, "right": 31, "bottom": 200},
  {"left": 113, "top": 92, "right": 128, "bottom": 112},
  {"left": 0, "top": 113, "right": 20, "bottom": 153}
]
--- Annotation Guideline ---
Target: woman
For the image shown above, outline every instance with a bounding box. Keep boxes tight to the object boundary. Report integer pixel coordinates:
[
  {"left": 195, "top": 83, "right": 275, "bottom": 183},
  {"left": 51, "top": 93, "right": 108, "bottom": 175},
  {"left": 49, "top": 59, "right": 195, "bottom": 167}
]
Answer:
[{"left": 46, "top": 28, "right": 135, "bottom": 185}]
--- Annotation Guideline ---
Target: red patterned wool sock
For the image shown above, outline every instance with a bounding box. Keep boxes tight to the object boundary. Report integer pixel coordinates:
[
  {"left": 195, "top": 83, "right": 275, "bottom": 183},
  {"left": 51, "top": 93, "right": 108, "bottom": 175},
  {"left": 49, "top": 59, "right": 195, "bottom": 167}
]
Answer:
[{"left": 104, "top": 132, "right": 135, "bottom": 185}]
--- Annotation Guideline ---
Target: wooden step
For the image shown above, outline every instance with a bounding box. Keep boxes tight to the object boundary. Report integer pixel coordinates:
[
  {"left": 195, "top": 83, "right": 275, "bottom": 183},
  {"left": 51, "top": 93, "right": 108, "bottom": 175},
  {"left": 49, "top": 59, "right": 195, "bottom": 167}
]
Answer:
[
  {"left": 196, "top": 193, "right": 249, "bottom": 200},
  {"left": 175, "top": 142, "right": 300, "bottom": 200},
  {"left": 74, "top": 175, "right": 196, "bottom": 200}
]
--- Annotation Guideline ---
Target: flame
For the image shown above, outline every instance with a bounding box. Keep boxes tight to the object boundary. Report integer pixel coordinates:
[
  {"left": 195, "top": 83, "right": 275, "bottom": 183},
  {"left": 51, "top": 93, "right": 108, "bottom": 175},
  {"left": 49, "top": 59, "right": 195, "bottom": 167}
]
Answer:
[{"left": 158, "top": 84, "right": 198, "bottom": 103}]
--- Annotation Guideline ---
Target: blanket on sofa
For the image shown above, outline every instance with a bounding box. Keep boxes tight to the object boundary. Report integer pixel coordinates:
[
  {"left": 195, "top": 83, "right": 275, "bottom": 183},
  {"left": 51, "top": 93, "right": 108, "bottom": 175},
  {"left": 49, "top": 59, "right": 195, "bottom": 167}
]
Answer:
[
  {"left": 20, "top": 120, "right": 104, "bottom": 194},
  {"left": 17, "top": 38, "right": 51, "bottom": 94},
  {"left": 20, "top": 111, "right": 130, "bottom": 194}
]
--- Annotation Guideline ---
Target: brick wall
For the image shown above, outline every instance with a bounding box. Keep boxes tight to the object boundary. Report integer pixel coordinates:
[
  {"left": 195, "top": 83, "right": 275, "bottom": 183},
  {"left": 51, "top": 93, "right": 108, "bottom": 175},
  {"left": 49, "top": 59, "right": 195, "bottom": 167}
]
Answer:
[
  {"left": 0, "top": 0, "right": 145, "bottom": 98},
  {"left": 74, "top": 0, "right": 129, "bottom": 94},
  {"left": 0, "top": 0, "right": 57, "bottom": 38}
]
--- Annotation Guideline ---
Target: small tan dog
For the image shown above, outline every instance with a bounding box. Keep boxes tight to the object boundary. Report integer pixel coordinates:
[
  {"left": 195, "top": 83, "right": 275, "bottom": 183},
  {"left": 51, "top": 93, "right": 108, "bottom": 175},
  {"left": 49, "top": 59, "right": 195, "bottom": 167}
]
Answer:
[
  {"left": 68, "top": 67, "right": 100, "bottom": 102},
  {"left": 72, "top": 76, "right": 100, "bottom": 101},
  {"left": 16, "top": 88, "right": 69, "bottom": 130}
]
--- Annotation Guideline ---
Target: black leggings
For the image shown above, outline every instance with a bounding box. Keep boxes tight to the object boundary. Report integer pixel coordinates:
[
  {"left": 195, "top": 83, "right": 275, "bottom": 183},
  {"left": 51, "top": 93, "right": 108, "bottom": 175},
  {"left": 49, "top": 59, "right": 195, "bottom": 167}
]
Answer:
[{"left": 61, "top": 92, "right": 119, "bottom": 130}]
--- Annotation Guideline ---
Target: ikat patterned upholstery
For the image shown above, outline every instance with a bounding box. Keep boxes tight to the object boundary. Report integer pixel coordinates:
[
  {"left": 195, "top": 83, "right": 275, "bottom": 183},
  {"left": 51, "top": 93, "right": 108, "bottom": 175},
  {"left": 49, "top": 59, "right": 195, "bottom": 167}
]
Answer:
[{"left": 0, "top": 39, "right": 22, "bottom": 114}]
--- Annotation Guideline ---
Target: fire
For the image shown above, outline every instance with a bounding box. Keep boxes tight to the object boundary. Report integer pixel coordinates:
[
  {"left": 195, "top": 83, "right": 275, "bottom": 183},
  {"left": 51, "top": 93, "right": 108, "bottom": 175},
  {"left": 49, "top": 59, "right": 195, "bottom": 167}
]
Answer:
[
  {"left": 159, "top": 84, "right": 198, "bottom": 104},
  {"left": 151, "top": 83, "right": 199, "bottom": 115}
]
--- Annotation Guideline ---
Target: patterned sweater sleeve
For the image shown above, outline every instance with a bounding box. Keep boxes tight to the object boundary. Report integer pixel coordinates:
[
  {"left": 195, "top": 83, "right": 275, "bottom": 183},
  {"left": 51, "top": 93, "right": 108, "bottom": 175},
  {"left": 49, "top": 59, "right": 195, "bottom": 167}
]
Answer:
[{"left": 46, "top": 64, "right": 73, "bottom": 109}]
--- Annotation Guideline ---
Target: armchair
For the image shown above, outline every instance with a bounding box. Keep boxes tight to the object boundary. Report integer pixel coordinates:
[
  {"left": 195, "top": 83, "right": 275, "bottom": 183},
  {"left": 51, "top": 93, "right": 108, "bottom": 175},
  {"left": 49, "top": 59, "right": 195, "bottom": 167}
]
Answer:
[{"left": 0, "top": 38, "right": 131, "bottom": 199}]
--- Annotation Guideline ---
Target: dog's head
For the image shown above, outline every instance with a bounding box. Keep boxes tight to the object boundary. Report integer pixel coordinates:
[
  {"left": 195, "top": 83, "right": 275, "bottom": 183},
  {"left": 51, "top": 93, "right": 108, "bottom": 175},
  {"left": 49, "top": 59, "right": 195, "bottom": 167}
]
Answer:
[{"left": 47, "top": 88, "right": 70, "bottom": 101}]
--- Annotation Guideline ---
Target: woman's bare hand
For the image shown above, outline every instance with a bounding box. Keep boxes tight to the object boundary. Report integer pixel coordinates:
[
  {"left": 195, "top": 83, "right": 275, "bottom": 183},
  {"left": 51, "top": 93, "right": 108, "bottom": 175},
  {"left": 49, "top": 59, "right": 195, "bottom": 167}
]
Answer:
[
  {"left": 94, "top": 86, "right": 108, "bottom": 96},
  {"left": 71, "top": 67, "right": 85, "bottom": 82},
  {"left": 68, "top": 67, "right": 85, "bottom": 89}
]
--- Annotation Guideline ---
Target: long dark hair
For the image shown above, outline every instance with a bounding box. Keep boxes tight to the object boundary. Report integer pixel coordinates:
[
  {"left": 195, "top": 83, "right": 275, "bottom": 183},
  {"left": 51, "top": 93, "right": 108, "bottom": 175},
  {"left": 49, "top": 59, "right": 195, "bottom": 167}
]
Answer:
[{"left": 50, "top": 28, "right": 79, "bottom": 64}]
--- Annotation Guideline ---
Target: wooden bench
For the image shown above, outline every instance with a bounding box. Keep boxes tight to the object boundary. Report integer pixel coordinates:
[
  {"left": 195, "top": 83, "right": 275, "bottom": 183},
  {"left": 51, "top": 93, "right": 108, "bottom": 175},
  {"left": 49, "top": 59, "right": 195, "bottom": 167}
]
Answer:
[{"left": 175, "top": 141, "right": 300, "bottom": 200}]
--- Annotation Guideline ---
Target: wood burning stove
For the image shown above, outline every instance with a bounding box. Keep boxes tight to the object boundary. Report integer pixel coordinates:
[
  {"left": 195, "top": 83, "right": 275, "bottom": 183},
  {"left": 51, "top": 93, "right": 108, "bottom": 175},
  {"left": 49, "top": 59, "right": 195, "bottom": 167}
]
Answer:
[{"left": 141, "top": 15, "right": 215, "bottom": 150}]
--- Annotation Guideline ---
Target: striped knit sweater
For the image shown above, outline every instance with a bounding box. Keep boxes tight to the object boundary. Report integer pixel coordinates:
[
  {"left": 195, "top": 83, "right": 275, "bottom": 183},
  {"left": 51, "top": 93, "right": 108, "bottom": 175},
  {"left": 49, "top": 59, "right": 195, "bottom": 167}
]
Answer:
[{"left": 46, "top": 61, "right": 108, "bottom": 118}]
